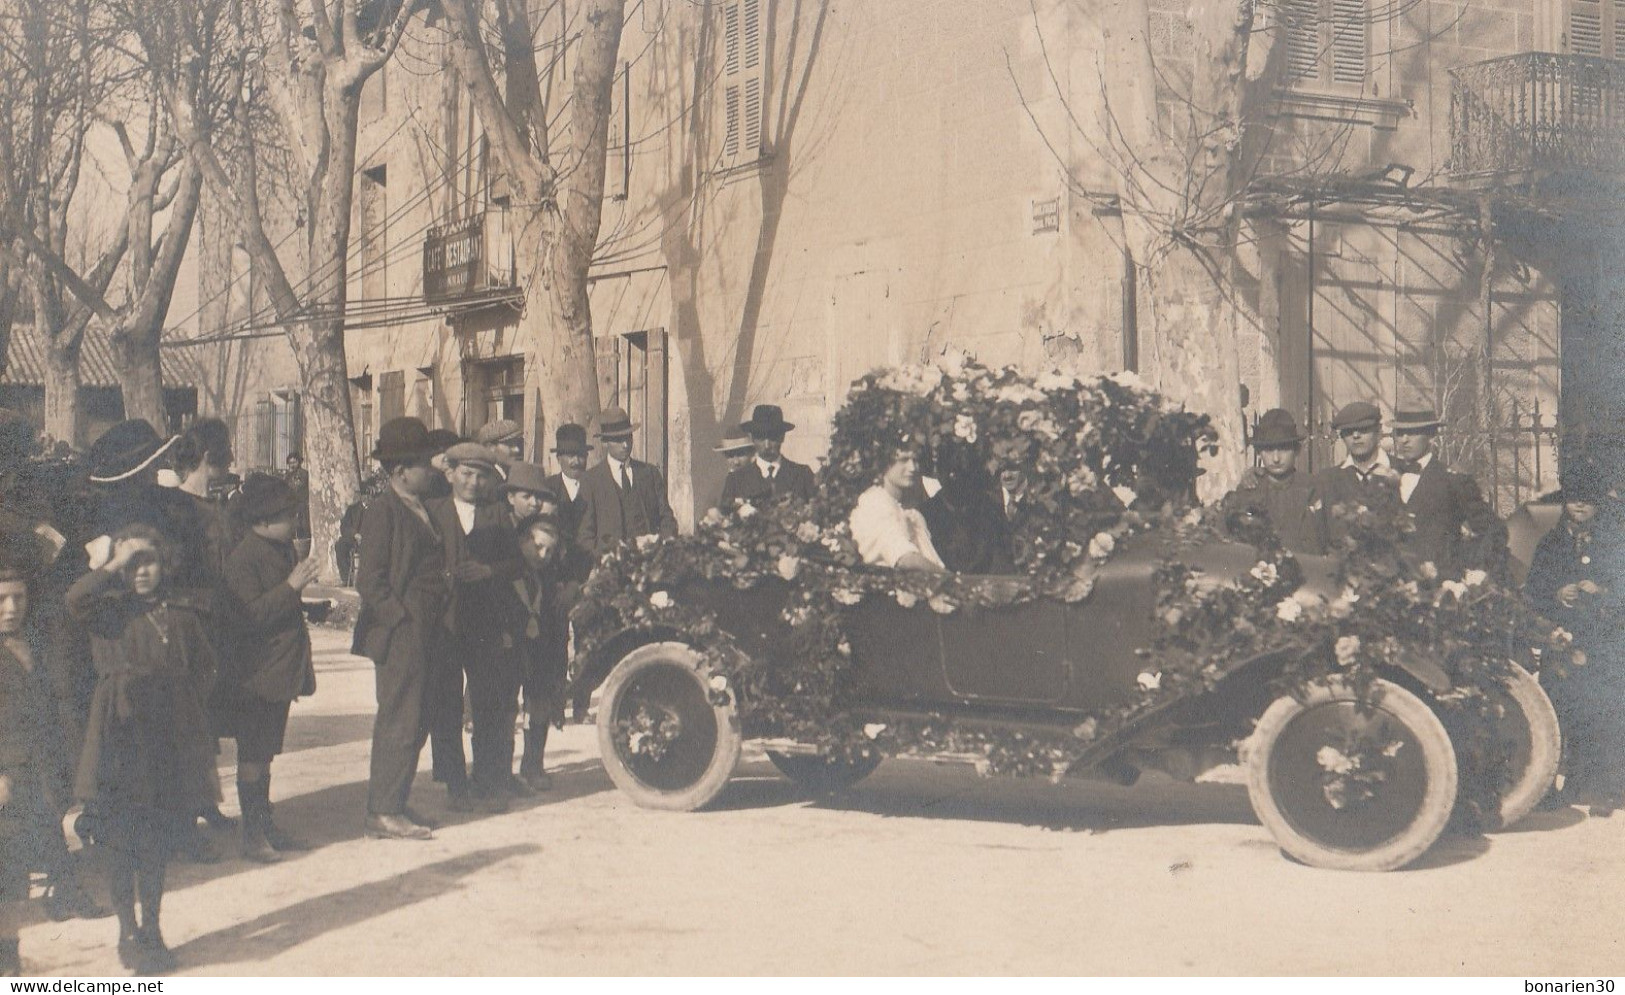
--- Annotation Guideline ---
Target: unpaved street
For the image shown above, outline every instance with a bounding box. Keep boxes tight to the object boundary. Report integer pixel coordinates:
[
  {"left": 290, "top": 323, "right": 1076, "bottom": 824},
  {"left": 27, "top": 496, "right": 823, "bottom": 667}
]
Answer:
[{"left": 21, "top": 628, "right": 1625, "bottom": 976}]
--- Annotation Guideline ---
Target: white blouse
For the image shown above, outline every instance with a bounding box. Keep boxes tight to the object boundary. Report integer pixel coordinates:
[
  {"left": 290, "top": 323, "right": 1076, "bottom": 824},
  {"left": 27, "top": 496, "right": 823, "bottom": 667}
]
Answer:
[{"left": 849, "top": 486, "right": 945, "bottom": 570}]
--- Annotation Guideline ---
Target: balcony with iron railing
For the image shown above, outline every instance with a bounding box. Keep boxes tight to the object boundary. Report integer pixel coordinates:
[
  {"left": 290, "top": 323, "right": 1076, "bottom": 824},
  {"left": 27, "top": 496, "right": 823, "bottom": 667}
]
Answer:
[
  {"left": 421, "top": 209, "right": 519, "bottom": 306},
  {"left": 1450, "top": 52, "right": 1625, "bottom": 182}
]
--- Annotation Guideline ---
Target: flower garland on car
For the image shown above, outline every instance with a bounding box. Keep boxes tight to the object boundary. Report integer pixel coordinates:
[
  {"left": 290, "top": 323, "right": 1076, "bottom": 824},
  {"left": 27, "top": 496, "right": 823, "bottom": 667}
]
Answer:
[{"left": 572, "top": 353, "right": 1579, "bottom": 785}]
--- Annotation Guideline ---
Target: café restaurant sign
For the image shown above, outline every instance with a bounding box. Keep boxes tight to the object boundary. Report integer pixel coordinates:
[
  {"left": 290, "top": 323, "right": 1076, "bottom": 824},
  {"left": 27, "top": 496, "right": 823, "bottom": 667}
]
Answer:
[{"left": 423, "top": 215, "right": 484, "bottom": 302}]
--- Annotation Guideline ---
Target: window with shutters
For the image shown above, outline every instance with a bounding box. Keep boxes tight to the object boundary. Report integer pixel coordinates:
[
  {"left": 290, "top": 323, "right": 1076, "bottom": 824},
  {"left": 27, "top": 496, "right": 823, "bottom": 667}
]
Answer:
[
  {"left": 1565, "top": 0, "right": 1625, "bottom": 56},
  {"left": 1281, "top": 0, "right": 1370, "bottom": 90},
  {"left": 716, "top": 0, "right": 767, "bottom": 170}
]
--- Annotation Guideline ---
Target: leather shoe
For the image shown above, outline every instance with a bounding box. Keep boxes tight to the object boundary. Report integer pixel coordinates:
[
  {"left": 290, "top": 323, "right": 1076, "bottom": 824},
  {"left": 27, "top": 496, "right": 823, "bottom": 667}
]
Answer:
[
  {"left": 469, "top": 784, "right": 510, "bottom": 813},
  {"left": 402, "top": 806, "right": 439, "bottom": 830},
  {"left": 365, "top": 814, "right": 432, "bottom": 840},
  {"left": 522, "top": 770, "right": 554, "bottom": 792},
  {"left": 499, "top": 773, "right": 538, "bottom": 797}
]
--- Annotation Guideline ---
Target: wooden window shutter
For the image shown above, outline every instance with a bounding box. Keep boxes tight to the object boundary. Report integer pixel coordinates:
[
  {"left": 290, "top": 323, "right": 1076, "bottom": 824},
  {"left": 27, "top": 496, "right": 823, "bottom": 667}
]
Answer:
[
  {"left": 644, "top": 329, "right": 668, "bottom": 474},
  {"left": 1329, "top": 0, "right": 1368, "bottom": 85},
  {"left": 594, "top": 334, "right": 621, "bottom": 417},
  {"left": 718, "top": 0, "right": 766, "bottom": 165},
  {"left": 1282, "top": 0, "right": 1321, "bottom": 82},
  {"left": 743, "top": 0, "right": 764, "bottom": 155},
  {"left": 1570, "top": 0, "right": 1606, "bottom": 54},
  {"left": 1615, "top": 0, "right": 1625, "bottom": 56}
]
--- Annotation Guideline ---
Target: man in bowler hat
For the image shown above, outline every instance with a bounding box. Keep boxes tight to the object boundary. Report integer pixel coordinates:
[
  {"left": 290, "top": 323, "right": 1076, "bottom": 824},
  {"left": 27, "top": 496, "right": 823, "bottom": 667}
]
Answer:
[
  {"left": 576, "top": 407, "right": 677, "bottom": 558},
  {"left": 544, "top": 424, "right": 592, "bottom": 549},
  {"left": 352, "top": 418, "right": 448, "bottom": 840},
  {"left": 719, "top": 405, "right": 816, "bottom": 507},
  {"left": 1390, "top": 407, "right": 1506, "bottom": 578},
  {"left": 1222, "top": 408, "right": 1328, "bottom": 554}
]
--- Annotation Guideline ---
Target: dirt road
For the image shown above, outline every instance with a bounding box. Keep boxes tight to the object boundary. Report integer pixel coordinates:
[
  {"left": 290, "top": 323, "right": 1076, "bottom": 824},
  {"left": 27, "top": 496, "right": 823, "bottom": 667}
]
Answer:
[{"left": 20, "top": 628, "right": 1624, "bottom": 976}]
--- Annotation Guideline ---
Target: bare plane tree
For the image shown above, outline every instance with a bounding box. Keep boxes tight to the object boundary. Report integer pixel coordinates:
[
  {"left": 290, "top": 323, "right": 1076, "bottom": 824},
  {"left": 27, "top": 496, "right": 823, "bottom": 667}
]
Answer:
[
  {"left": 439, "top": 0, "right": 627, "bottom": 436},
  {"left": 128, "top": 0, "right": 417, "bottom": 579}
]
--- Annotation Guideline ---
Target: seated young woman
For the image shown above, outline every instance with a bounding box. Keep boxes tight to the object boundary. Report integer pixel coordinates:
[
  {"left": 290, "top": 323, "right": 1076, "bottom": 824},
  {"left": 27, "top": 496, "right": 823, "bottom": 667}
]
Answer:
[{"left": 848, "top": 440, "right": 946, "bottom": 573}]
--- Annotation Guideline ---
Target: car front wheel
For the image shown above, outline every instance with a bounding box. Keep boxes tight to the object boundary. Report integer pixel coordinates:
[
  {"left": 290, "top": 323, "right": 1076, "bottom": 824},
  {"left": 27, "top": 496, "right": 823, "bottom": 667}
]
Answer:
[
  {"left": 596, "top": 642, "right": 742, "bottom": 811},
  {"left": 1245, "top": 677, "right": 1458, "bottom": 872}
]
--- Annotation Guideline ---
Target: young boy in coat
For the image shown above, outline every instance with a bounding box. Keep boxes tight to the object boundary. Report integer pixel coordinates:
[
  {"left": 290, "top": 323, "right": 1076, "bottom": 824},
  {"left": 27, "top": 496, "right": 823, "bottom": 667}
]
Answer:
[
  {"left": 0, "top": 539, "right": 49, "bottom": 975},
  {"left": 223, "top": 475, "right": 320, "bottom": 862},
  {"left": 507, "top": 512, "right": 577, "bottom": 789}
]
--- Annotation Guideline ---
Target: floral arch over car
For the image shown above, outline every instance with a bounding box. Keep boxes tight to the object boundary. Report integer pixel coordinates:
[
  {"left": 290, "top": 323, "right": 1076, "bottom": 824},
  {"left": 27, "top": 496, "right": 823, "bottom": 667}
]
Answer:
[{"left": 571, "top": 353, "right": 1580, "bottom": 868}]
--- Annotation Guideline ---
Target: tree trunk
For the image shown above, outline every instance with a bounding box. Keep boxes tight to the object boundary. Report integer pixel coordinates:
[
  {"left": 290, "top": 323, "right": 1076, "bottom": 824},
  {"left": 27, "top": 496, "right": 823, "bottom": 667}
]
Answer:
[
  {"left": 287, "top": 316, "right": 359, "bottom": 583},
  {"left": 112, "top": 329, "right": 166, "bottom": 432},
  {"left": 43, "top": 333, "right": 82, "bottom": 447},
  {"left": 525, "top": 207, "right": 604, "bottom": 435}
]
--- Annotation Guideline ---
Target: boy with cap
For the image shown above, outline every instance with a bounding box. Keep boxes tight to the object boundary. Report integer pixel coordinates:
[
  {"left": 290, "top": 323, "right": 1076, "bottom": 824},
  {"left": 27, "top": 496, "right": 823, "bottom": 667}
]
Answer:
[
  {"left": 353, "top": 418, "right": 448, "bottom": 840},
  {"left": 430, "top": 442, "right": 524, "bottom": 807},
  {"left": 1222, "top": 409, "right": 1328, "bottom": 555},
  {"left": 505, "top": 512, "right": 576, "bottom": 789},
  {"left": 577, "top": 407, "right": 677, "bottom": 558},
  {"left": 1390, "top": 408, "right": 1505, "bottom": 578},
  {"left": 222, "top": 474, "right": 320, "bottom": 861},
  {"left": 720, "top": 405, "right": 816, "bottom": 507},
  {"left": 1314, "top": 401, "right": 1399, "bottom": 547}
]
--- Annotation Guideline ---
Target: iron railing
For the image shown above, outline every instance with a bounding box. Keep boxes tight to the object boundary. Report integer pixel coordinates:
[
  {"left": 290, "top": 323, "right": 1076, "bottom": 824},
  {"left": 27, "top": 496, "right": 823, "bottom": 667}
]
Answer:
[{"left": 1450, "top": 52, "right": 1625, "bottom": 178}]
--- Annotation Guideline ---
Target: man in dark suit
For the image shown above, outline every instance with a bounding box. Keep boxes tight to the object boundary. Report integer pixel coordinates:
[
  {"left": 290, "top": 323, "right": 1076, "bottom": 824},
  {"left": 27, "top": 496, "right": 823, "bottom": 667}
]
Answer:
[
  {"left": 1314, "top": 401, "right": 1401, "bottom": 548},
  {"left": 1391, "top": 408, "right": 1506, "bottom": 578},
  {"left": 576, "top": 407, "right": 678, "bottom": 558},
  {"left": 719, "top": 405, "right": 817, "bottom": 507},
  {"left": 543, "top": 423, "right": 591, "bottom": 551},
  {"left": 352, "top": 418, "right": 448, "bottom": 840},
  {"left": 428, "top": 442, "right": 524, "bottom": 809}
]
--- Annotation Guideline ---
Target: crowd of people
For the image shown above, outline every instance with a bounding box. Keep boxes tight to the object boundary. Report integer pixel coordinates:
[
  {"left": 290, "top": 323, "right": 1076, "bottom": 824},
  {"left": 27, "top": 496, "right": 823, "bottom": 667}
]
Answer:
[{"left": 0, "top": 389, "right": 1618, "bottom": 978}]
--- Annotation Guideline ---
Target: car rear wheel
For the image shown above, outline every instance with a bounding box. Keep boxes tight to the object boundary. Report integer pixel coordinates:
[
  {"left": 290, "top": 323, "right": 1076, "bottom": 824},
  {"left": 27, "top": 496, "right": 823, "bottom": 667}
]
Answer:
[
  {"left": 767, "top": 751, "right": 882, "bottom": 793},
  {"left": 1245, "top": 677, "right": 1458, "bottom": 872},
  {"left": 596, "top": 642, "right": 742, "bottom": 811},
  {"left": 1466, "top": 664, "right": 1561, "bottom": 831}
]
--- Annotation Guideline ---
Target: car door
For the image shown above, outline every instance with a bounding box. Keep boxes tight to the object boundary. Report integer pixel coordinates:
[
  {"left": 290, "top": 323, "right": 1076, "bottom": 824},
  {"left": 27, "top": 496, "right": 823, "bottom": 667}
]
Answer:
[{"left": 937, "top": 575, "right": 1070, "bottom": 704}]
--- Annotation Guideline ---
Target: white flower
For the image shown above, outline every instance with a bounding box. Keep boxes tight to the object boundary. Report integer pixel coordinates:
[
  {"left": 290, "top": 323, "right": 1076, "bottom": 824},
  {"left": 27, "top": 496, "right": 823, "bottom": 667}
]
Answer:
[
  {"left": 1073, "top": 718, "right": 1098, "bottom": 741},
  {"left": 1291, "top": 589, "right": 1324, "bottom": 611},
  {"left": 878, "top": 364, "right": 941, "bottom": 396},
  {"left": 928, "top": 594, "right": 956, "bottom": 615},
  {"left": 832, "top": 588, "right": 863, "bottom": 606},
  {"left": 1137, "top": 671, "right": 1162, "bottom": 691},
  {"left": 953, "top": 413, "right": 979, "bottom": 443},
  {"left": 636, "top": 534, "right": 660, "bottom": 551},
  {"left": 993, "top": 383, "right": 1046, "bottom": 405},
  {"left": 951, "top": 382, "right": 971, "bottom": 403},
  {"left": 1316, "top": 745, "right": 1355, "bottom": 775},
  {"left": 1418, "top": 561, "right": 1439, "bottom": 581},
  {"left": 737, "top": 501, "right": 758, "bottom": 519},
  {"left": 937, "top": 348, "right": 971, "bottom": 379},
  {"left": 776, "top": 555, "right": 801, "bottom": 581},
  {"left": 1275, "top": 598, "right": 1303, "bottom": 622},
  {"left": 895, "top": 590, "right": 918, "bottom": 609},
  {"left": 1112, "top": 484, "right": 1138, "bottom": 508},
  {"left": 649, "top": 590, "right": 675, "bottom": 610},
  {"left": 1249, "top": 561, "right": 1279, "bottom": 585},
  {"left": 1327, "top": 596, "right": 1354, "bottom": 620},
  {"left": 701, "top": 507, "right": 724, "bottom": 528},
  {"left": 1107, "top": 369, "right": 1146, "bottom": 390},
  {"left": 1552, "top": 626, "right": 1574, "bottom": 646},
  {"left": 795, "top": 521, "right": 821, "bottom": 543},
  {"left": 1439, "top": 580, "right": 1468, "bottom": 601},
  {"left": 1334, "top": 635, "right": 1362, "bottom": 668},
  {"left": 1181, "top": 508, "right": 1204, "bottom": 527},
  {"left": 1463, "top": 569, "right": 1488, "bottom": 587},
  {"left": 1035, "top": 370, "right": 1078, "bottom": 392},
  {"left": 1088, "top": 532, "right": 1116, "bottom": 560},
  {"left": 836, "top": 639, "right": 852, "bottom": 656},
  {"left": 864, "top": 723, "right": 887, "bottom": 739},
  {"left": 708, "top": 674, "right": 728, "bottom": 692}
]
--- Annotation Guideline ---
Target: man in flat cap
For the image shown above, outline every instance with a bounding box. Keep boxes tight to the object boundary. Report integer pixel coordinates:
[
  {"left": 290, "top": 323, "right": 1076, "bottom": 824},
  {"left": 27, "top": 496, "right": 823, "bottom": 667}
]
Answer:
[
  {"left": 476, "top": 420, "right": 525, "bottom": 477},
  {"left": 576, "top": 407, "right": 677, "bottom": 558},
  {"left": 428, "top": 441, "right": 525, "bottom": 808},
  {"left": 719, "top": 405, "right": 817, "bottom": 507},
  {"left": 1390, "top": 408, "right": 1506, "bottom": 578},
  {"left": 1314, "top": 401, "right": 1399, "bottom": 548},
  {"left": 1222, "top": 409, "right": 1328, "bottom": 555}
]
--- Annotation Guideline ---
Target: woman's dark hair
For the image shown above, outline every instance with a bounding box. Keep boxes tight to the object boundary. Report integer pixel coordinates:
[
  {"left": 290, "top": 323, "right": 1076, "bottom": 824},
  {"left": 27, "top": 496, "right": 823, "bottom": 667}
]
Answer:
[{"left": 172, "top": 418, "right": 233, "bottom": 476}]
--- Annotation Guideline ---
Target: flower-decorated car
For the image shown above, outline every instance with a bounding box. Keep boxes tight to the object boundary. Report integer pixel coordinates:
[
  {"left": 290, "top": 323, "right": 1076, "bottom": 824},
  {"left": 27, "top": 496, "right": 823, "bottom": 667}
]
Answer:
[{"left": 569, "top": 356, "right": 1574, "bottom": 872}]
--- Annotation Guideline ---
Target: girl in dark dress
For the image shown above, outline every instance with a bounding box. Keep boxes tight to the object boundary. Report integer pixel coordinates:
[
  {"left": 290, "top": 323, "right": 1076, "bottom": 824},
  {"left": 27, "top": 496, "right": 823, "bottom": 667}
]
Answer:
[{"left": 70, "top": 524, "right": 219, "bottom": 975}]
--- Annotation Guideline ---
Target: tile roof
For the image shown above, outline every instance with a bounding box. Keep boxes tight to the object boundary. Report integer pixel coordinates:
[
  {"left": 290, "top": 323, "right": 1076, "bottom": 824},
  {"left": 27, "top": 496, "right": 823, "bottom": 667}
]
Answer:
[{"left": 2, "top": 324, "right": 197, "bottom": 389}]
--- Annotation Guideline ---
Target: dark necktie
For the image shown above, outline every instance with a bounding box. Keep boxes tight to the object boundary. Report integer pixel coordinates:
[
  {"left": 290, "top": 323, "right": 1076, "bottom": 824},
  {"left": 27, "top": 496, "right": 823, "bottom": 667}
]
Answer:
[{"left": 621, "top": 463, "right": 633, "bottom": 492}]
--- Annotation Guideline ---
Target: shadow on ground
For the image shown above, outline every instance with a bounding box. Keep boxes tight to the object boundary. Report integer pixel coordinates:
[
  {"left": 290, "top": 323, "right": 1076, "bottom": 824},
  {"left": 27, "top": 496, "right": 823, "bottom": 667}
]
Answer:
[{"left": 172, "top": 844, "right": 537, "bottom": 969}]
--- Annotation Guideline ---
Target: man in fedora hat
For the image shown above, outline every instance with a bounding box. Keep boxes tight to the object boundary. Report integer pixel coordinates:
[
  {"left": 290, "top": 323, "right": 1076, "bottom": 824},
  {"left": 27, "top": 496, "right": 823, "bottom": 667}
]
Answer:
[
  {"left": 1390, "top": 407, "right": 1505, "bottom": 578},
  {"left": 1222, "top": 409, "right": 1328, "bottom": 555},
  {"left": 353, "top": 417, "right": 449, "bottom": 839},
  {"left": 576, "top": 407, "right": 677, "bottom": 558},
  {"left": 544, "top": 424, "right": 592, "bottom": 549},
  {"left": 428, "top": 442, "right": 525, "bottom": 808},
  {"left": 720, "top": 404, "right": 816, "bottom": 508}
]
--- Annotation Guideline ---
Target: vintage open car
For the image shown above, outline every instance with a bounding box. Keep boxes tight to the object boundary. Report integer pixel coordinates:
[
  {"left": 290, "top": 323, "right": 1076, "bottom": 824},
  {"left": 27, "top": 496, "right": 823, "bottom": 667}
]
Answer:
[{"left": 569, "top": 524, "right": 1561, "bottom": 873}]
